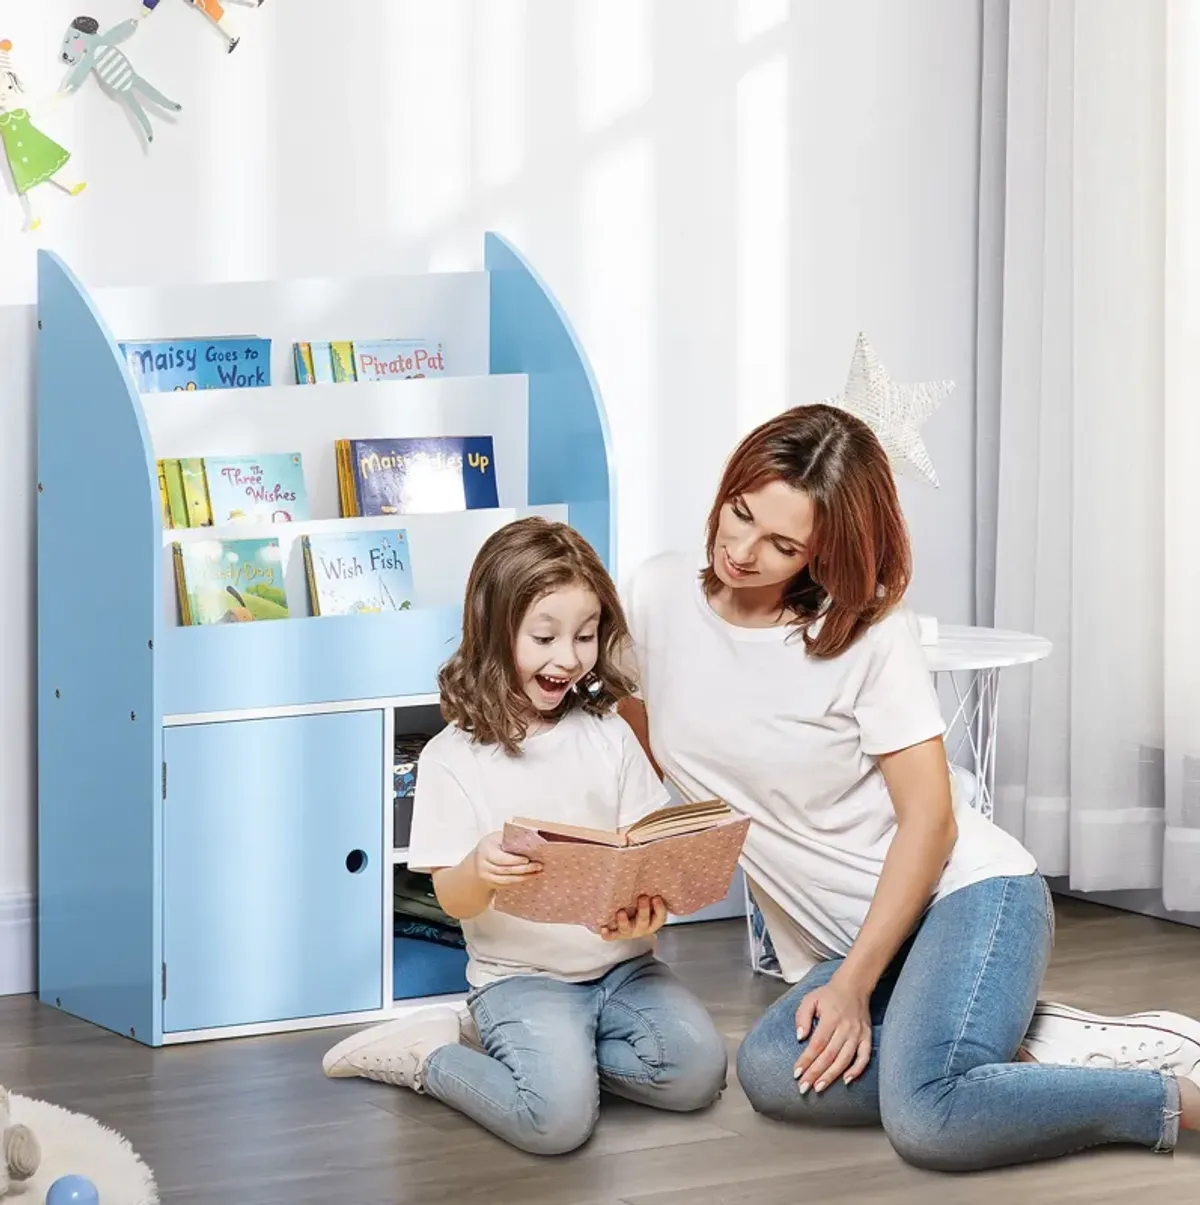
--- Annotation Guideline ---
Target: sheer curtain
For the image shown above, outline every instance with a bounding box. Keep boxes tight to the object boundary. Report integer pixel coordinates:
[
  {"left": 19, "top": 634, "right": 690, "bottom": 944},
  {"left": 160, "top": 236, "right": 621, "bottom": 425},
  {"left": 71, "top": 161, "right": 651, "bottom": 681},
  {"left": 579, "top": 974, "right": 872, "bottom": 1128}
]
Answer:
[{"left": 982, "top": 0, "right": 1200, "bottom": 912}]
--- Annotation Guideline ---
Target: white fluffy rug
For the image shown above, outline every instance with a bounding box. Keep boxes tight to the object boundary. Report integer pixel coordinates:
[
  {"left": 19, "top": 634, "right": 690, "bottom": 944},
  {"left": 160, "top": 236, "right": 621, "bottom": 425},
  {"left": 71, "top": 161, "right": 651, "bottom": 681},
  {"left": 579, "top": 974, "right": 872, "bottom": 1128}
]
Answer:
[{"left": 7, "top": 1093, "right": 158, "bottom": 1204}]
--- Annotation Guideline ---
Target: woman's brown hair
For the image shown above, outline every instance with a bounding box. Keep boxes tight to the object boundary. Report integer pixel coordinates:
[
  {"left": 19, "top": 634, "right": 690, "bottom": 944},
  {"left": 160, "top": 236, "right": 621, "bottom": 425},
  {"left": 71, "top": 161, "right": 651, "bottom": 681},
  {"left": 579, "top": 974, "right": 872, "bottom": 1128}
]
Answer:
[
  {"left": 439, "top": 516, "right": 637, "bottom": 755},
  {"left": 702, "top": 403, "right": 912, "bottom": 659}
]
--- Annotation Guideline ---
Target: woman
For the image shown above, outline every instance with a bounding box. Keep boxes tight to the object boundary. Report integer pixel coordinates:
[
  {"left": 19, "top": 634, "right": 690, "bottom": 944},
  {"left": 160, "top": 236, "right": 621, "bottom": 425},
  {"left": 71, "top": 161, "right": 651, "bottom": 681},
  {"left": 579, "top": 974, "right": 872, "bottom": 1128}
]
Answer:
[{"left": 620, "top": 404, "right": 1200, "bottom": 1170}]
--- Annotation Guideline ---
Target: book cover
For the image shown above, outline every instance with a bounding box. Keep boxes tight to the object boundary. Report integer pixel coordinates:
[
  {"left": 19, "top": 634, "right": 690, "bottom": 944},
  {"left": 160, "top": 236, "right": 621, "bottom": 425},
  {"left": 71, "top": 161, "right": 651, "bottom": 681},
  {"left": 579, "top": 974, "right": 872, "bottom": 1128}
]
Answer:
[
  {"left": 311, "top": 341, "right": 335, "bottom": 384},
  {"left": 160, "top": 459, "right": 189, "bottom": 528},
  {"left": 494, "top": 810, "right": 750, "bottom": 932},
  {"left": 158, "top": 461, "right": 171, "bottom": 528},
  {"left": 203, "top": 453, "right": 310, "bottom": 524},
  {"left": 339, "top": 436, "right": 498, "bottom": 516},
  {"left": 352, "top": 339, "right": 447, "bottom": 381},
  {"left": 174, "top": 538, "right": 290, "bottom": 625},
  {"left": 330, "top": 341, "right": 357, "bottom": 383},
  {"left": 119, "top": 337, "right": 271, "bottom": 391},
  {"left": 179, "top": 458, "right": 212, "bottom": 527},
  {"left": 293, "top": 342, "right": 315, "bottom": 385},
  {"left": 302, "top": 529, "right": 414, "bottom": 615}
]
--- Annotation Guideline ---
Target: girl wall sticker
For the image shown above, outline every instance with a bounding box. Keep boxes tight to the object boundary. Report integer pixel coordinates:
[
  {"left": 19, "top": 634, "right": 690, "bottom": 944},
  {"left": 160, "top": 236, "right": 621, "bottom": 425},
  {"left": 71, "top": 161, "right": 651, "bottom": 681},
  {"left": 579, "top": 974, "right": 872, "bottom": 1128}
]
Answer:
[
  {"left": 59, "top": 16, "right": 182, "bottom": 146},
  {"left": 0, "top": 40, "right": 86, "bottom": 232},
  {"left": 140, "top": 0, "right": 268, "bottom": 55},
  {"left": 3, "top": 2, "right": 268, "bottom": 228}
]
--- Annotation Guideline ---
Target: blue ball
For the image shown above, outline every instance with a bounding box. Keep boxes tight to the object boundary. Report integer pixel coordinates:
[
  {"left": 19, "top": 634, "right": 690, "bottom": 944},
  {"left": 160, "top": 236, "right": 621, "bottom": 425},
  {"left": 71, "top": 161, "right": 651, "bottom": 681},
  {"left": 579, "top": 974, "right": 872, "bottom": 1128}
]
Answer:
[{"left": 46, "top": 1175, "right": 100, "bottom": 1205}]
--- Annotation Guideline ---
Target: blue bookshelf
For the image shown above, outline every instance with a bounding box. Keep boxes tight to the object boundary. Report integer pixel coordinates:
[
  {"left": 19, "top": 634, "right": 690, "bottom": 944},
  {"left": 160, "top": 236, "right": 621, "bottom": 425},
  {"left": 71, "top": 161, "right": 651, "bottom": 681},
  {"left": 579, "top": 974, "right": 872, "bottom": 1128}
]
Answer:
[{"left": 36, "top": 233, "right": 614, "bottom": 1046}]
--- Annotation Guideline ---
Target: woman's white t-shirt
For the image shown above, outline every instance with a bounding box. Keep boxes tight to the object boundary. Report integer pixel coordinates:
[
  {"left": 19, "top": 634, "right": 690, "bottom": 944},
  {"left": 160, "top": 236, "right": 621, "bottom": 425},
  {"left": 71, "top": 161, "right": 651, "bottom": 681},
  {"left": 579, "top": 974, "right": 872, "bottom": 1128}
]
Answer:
[
  {"left": 625, "top": 552, "right": 1037, "bottom": 983},
  {"left": 408, "top": 709, "right": 671, "bottom": 987}
]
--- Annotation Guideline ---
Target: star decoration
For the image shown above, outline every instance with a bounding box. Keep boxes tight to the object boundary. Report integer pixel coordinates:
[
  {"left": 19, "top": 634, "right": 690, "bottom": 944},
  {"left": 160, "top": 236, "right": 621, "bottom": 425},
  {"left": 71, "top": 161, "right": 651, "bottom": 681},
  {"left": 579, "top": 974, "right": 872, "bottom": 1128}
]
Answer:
[{"left": 820, "top": 333, "right": 954, "bottom": 488}]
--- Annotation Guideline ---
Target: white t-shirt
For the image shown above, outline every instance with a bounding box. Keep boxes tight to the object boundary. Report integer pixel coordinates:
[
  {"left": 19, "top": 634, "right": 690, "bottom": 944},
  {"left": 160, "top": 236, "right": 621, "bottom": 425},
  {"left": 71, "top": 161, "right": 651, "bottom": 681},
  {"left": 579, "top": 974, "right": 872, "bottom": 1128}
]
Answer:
[
  {"left": 625, "top": 552, "right": 1037, "bottom": 983},
  {"left": 407, "top": 709, "right": 671, "bottom": 987}
]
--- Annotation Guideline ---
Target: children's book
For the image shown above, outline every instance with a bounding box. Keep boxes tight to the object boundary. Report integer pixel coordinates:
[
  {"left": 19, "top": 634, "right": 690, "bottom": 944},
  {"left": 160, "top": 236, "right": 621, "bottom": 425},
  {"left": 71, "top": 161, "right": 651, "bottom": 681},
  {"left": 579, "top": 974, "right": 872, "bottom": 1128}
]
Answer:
[
  {"left": 179, "top": 458, "right": 212, "bottom": 527},
  {"left": 330, "top": 341, "right": 357, "bottom": 383},
  {"left": 311, "top": 341, "right": 335, "bottom": 384},
  {"left": 494, "top": 801, "right": 750, "bottom": 932},
  {"left": 157, "top": 461, "right": 171, "bottom": 528},
  {"left": 293, "top": 342, "right": 315, "bottom": 385},
  {"left": 157, "top": 455, "right": 189, "bottom": 527},
  {"left": 203, "top": 453, "right": 309, "bottom": 524},
  {"left": 302, "top": 530, "right": 414, "bottom": 615},
  {"left": 173, "top": 538, "right": 290, "bottom": 625},
  {"left": 119, "top": 337, "right": 271, "bottom": 391},
  {"left": 352, "top": 339, "right": 446, "bottom": 381},
  {"left": 336, "top": 436, "right": 498, "bottom": 516}
]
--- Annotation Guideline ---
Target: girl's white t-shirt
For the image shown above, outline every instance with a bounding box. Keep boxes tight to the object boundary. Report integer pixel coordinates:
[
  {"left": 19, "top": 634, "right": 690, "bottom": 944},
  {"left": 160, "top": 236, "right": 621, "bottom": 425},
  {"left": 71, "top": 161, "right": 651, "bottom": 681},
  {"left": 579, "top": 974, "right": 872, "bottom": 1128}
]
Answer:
[
  {"left": 407, "top": 709, "right": 671, "bottom": 987},
  {"left": 625, "top": 552, "right": 1037, "bottom": 983}
]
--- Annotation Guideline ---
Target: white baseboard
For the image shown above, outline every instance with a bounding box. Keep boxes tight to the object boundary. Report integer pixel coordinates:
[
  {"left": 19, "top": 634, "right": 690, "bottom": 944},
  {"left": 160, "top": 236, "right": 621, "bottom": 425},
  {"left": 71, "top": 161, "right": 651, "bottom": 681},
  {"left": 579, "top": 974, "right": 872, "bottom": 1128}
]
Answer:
[
  {"left": 1047, "top": 877, "right": 1200, "bottom": 931},
  {"left": 0, "top": 891, "right": 35, "bottom": 996}
]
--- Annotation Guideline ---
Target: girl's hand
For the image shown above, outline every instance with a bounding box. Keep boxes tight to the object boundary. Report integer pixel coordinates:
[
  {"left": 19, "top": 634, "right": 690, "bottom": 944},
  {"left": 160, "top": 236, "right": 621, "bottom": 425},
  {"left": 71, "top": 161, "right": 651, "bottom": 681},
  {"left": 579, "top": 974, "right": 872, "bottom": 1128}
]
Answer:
[
  {"left": 473, "top": 831, "right": 541, "bottom": 889},
  {"left": 793, "top": 976, "right": 873, "bottom": 1095},
  {"left": 600, "top": 895, "right": 668, "bottom": 941}
]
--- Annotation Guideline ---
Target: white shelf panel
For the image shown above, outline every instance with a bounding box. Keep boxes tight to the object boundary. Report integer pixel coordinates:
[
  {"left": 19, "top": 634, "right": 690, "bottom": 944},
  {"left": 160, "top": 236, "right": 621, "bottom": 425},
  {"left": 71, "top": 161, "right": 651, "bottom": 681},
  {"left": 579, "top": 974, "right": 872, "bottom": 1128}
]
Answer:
[
  {"left": 144, "top": 373, "right": 529, "bottom": 520},
  {"left": 91, "top": 269, "right": 491, "bottom": 389},
  {"left": 161, "top": 503, "right": 569, "bottom": 623},
  {"left": 391, "top": 849, "right": 410, "bottom": 864}
]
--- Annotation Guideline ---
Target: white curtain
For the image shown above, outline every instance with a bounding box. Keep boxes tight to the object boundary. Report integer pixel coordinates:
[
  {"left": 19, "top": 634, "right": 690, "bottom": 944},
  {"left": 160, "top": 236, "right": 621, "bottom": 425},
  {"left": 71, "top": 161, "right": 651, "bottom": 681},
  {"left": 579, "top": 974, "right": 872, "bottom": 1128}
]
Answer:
[{"left": 986, "top": 0, "right": 1200, "bottom": 911}]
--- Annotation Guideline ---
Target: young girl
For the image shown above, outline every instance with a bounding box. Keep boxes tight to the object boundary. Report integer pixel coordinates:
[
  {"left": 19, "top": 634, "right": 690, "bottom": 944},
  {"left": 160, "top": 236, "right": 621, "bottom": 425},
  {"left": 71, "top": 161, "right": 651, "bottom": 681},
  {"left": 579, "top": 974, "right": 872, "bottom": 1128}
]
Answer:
[
  {"left": 0, "top": 40, "right": 85, "bottom": 232},
  {"left": 322, "top": 517, "right": 728, "bottom": 1156}
]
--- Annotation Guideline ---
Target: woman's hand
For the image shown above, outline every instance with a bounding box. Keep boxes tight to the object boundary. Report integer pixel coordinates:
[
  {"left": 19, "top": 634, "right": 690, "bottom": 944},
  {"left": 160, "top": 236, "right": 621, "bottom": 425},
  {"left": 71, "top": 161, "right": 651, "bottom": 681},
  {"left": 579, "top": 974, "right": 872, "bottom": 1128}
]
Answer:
[
  {"left": 599, "top": 895, "right": 668, "bottom": 941},
  {"left": 472, "top": 831, "right": 541, "bottom": 889},
  {"left": 793, "top": 975, "right": 873, "bottom": 1095}
]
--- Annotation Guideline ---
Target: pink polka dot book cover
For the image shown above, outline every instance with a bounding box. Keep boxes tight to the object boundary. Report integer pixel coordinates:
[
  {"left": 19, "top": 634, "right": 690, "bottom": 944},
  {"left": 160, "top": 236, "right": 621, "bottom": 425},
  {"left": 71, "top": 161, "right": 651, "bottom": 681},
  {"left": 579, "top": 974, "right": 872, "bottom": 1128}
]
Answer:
[{"left": 495, "top": 801, "right": 750, "bottom": 931}]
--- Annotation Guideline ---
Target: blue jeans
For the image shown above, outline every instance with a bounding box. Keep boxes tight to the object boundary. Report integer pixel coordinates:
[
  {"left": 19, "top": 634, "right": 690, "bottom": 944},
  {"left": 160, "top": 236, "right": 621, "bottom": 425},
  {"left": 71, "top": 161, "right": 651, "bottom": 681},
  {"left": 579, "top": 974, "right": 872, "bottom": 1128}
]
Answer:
[
  {"left": 736, "top": 873, "right": 1181, "bottom": 1171},
  {"left": 423, "top": 953, "right": 728, "bottom": 1155}
]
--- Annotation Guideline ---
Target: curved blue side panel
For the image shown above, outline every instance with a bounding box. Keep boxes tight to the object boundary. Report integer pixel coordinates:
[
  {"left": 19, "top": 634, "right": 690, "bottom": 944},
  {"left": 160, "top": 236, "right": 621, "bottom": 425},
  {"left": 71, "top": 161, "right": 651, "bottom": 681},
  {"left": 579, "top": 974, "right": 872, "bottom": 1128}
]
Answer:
[
  {"left": 37, "top": 252, "right": 162, "bottom": 1044},
  {"left": 485, "top": 233, "right": 616, "bottom": 567}
]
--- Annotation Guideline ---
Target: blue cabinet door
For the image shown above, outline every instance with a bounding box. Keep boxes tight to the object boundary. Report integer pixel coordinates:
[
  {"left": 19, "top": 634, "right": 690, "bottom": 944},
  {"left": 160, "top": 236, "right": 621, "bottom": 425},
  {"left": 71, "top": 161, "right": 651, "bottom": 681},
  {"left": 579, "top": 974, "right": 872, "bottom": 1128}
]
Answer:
[{"left": 162, "top": 711, "right": 384, "bottom": 1033}]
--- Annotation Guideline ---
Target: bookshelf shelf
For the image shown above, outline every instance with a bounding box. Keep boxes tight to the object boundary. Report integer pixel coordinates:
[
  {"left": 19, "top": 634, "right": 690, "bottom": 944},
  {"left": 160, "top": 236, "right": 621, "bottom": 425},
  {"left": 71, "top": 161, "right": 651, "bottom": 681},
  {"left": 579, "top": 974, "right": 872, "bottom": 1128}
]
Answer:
[{"left": 36, "top": 233, "right": 614, "bottom": 1046}]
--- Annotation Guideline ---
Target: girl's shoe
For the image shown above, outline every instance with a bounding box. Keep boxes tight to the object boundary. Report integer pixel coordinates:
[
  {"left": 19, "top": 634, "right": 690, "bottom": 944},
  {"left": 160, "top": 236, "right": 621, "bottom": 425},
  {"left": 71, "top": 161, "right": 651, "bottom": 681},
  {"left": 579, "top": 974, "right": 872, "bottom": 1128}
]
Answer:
[
  {"left": 1021, "top": 1002, "right": 1200, "bottom": 1081},
  {"left": 322, "top": 1007, "right": 460, "bottom": 1092}
]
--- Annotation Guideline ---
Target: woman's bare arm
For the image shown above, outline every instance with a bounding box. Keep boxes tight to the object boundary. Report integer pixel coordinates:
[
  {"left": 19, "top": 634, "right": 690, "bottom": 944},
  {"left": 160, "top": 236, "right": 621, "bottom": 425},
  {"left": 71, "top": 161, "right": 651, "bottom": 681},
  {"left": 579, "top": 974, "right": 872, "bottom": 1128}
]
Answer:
[{"left": 834, "top": 737, "right": 957, "bottom": 994}]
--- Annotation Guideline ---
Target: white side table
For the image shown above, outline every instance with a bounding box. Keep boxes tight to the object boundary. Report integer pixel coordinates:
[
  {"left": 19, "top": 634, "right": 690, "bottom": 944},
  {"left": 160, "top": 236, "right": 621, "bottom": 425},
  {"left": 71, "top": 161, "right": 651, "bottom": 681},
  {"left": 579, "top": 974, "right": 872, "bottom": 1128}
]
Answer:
[
  {"left": 745, "top": 624, "right": 1052, "bottom": 977},
  {"left": 925, "top": 625, "right": 1052, "bottom": 822}
]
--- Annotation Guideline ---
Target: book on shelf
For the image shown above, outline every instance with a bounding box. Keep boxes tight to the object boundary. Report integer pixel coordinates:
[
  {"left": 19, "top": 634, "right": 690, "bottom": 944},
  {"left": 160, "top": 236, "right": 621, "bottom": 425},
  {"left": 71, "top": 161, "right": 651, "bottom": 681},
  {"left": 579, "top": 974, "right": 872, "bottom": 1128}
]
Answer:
[
  {"left": 156, "top": 454, "right": 309, "bottom": 528},
  {"left": 119, "top": 336, "right": 271, "bottom": 391},
  {"left": 330, "top": 341, "right": 356, "bottom": 383},
  {"left": 204, "top": 454, "right": 310, "bottom": 524},
  {"left": 179, "top": 458, "right": 212, "bottom": 527},
  {"left": 336, "top": 435, "right": 498, "bottom": 516},
  {"left": 353, "top": 339, "right": 446, "bottom": 381},
  {"left": 173, "top": 538, "right": 290, "bottom": 625},
  {"left": 302, "top": 529, "right": 414, "bottom": 615},
  {"left": 493, "top": 800, "right": 751, "bottom": 932},
  {"left": 292, "top": 338, "right": 447, "bottom": 384},
  {"left": 293, "top": 341, "right": 315, "bottom": 385},
  {"left": 159, "top": 459, "right": 189, "bottom": 528}
]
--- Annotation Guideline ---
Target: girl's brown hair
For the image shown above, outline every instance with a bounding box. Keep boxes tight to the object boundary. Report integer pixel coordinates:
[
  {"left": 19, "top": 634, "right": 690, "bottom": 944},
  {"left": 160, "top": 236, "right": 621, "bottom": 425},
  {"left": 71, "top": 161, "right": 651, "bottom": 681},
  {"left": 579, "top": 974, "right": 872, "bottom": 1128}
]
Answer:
[
  {"left": 702, "top": 403, "right": 911, "bottom": 659},
  {"left": 439, "top": 517, "right": 637, "bottom": 755}
]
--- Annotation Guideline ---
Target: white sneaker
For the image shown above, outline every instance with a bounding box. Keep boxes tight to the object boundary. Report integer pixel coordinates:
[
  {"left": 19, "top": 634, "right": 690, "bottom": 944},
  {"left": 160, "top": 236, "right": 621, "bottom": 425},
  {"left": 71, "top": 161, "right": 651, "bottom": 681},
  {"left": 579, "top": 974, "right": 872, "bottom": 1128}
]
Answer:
[
  {"left": 322, "top": 1007, "right": 461, "bottom": 1092},
  {"left": 1021, "top": 1002, "right": 1200, "bottom": 1081}
]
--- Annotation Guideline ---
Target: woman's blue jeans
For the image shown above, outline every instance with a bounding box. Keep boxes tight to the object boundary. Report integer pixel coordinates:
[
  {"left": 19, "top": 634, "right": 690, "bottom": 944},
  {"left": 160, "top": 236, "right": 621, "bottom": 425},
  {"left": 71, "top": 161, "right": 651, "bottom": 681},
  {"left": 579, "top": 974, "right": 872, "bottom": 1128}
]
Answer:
[{"left": 736, "top": 873, "right": 1181, "bottom": 1170}]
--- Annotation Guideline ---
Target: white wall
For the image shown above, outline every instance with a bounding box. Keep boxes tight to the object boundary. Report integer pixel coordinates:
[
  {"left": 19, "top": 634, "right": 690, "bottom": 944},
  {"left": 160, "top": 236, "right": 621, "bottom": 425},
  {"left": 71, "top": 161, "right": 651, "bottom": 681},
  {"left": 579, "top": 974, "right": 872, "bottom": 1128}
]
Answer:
[{"left": 0, "top": 0, "right": 983, "bottom": 982}]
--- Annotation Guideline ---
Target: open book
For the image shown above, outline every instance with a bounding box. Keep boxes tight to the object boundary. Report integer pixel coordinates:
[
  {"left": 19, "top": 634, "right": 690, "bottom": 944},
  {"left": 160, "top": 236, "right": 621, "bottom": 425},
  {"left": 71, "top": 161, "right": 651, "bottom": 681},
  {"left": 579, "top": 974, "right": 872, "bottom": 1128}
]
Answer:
[{"left": 494, "top": 800, "right": 750, "bottom": 931}]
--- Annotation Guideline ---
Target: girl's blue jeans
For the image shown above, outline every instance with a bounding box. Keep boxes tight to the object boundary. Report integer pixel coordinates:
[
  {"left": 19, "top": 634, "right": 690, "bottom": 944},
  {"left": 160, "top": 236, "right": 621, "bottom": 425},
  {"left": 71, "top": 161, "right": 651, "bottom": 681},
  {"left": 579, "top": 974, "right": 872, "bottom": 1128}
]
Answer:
[
  {"left": 736, "top": 873, "right": 1181, "bottom": 1170},
  {"left": 423, "top": 953, "right": 728, "bottom": 1155}
]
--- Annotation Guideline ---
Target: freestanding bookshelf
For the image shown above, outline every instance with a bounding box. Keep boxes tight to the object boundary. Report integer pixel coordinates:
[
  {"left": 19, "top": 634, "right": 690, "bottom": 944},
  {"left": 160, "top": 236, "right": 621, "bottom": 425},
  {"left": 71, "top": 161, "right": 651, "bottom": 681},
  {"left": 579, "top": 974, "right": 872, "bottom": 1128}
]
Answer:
[{"left": 36, "top": 233, "right": 617, "bottom": 1046}]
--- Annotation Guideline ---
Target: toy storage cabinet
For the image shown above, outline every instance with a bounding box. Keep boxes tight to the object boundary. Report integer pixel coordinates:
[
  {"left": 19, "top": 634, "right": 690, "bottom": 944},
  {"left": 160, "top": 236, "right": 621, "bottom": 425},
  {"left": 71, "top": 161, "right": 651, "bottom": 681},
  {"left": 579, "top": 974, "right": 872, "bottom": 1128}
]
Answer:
[{"left": 36, "top": 233, "right": 617, "bottom": 1046}]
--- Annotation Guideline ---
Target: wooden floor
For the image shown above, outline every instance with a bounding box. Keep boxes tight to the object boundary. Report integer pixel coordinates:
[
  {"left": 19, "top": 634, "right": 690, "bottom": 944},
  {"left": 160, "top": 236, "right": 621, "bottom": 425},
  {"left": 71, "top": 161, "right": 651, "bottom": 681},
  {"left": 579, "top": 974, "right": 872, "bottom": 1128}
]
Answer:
[{"left": 3, "top": 897, "right": 1200, "bottom": 1204}]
